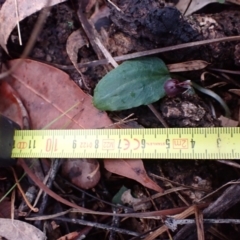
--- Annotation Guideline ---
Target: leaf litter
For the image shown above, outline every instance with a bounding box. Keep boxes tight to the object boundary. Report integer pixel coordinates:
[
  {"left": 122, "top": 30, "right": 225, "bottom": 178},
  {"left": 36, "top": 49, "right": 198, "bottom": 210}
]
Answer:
[
  {"left": 1, "top": 0, "right": 240, "bottom": 239},
  {"left": 7, "top": 58, "right": 163, "bottom": 192},
  {"left": 0, "top": 0, "right": 66, "bottom": 53}
]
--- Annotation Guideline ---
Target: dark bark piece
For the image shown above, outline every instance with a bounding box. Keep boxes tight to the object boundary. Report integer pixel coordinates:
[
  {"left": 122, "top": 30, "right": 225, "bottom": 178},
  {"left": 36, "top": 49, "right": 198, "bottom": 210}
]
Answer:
[
  {"left": 108, "top": 0, "right": 201, "bottom": 44},
  {"left": 173, "top": 182, "right": 240, "bottom": 240},
  {"left": 107, "top": 0, "right": 240, "bottom": 67}
]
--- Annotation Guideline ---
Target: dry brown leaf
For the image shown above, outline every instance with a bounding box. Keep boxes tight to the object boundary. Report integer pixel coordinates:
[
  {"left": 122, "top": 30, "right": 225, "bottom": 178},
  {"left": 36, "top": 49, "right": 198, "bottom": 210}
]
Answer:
[
  {"left": 8, "top": 59, "right": 112, "bottom": 129},
  {"left": 66, "top": 29, "right": 89, "bottom": 81},
  {"left": 62, "top": 159, "right": 101, "bottom": 189},
  {"left": 175, "top": 0, "right": 217, "bottom": 16},
  {"left": 0, "top": 0, "right": 66, "bottom": 53},
  {"left": 0, "top": 218, "right": 46, "bottom": 240},
  {"left": 66, "top": 29, "right": 88, "bottom": 67},
  {"left": 167, "top": 60, "right": 209, "bottom": 73},
  {"left": 7, "top": 59, "right": 163, "bottom": 192},
  {"left": 104, "top": 159, "right": 163, "bottom": 192},
  {"left": 229, "top": 89, "right": 240, "bottom": 96},
  {"left": 0, "top": 81, "right": 23, "bottom": 127},
  {"left": 218, "top": 115, "right": 239, "bottom": 127}
]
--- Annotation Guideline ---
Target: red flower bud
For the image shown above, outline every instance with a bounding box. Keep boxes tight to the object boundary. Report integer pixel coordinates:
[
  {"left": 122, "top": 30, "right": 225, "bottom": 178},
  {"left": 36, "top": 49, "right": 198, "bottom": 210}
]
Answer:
[
  {"left": 164, "top": 79, "right": 191, "bottom": 97},
  {"left": 164, "top": 79, "right": 182, "bottom": 97}
]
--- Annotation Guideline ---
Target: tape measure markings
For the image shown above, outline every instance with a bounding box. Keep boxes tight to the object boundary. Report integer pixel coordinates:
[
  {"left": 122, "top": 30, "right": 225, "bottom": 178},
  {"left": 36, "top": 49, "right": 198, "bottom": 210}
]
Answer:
[{"left": 11, "top": 128, "right": 240, "bottom": 159}]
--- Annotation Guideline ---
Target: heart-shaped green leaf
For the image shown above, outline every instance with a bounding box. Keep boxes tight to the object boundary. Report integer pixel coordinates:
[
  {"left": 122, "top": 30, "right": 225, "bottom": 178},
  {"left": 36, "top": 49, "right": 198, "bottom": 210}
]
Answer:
[{"left": 93, "top": 57, "right": 171, "bottom": 111}]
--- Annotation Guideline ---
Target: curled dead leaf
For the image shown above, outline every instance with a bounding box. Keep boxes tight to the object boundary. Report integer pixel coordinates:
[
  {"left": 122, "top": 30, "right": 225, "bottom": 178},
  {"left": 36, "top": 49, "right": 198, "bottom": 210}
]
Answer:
[
  {"left": 175, "top": 0, "right": 216, "bottom": 16},
  {"left": 167, "top": 60, "right": 209, "bottom": 73},
  {"left": 0, "top": 218, "right": 46, "bottom": 240},
  {"left": 62, "top": 159, "right": 101, "bottom": 189},
  {"left": 104, "top": 159, "right": 163, "bottom": 192},
  {"left": 66, "top": 29, "right": 88, "bottom": 73}
]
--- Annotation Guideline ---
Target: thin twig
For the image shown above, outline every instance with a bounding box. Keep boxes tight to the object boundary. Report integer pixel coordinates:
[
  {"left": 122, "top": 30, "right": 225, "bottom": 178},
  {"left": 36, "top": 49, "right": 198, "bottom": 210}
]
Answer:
[
  {"left": 209, "top": 68, "right": 240, "bottom": 75},
  {"left": 0, "top": 171, "right": 27, "bottom": 203},
  {"left": 14, "top": 0, "right": 22, "bottom": 45},
  {"left": 133, "top": 186, "right": 188, "bottom": 207},
  {"left": 11, "top": 188, "right": 15, "bottom": 220},
  {"left": 32, "top": 168, "right": 51, "bottom": 209},
  {"left": 217, "top": 160, "right": 240, "bottom": 169},
  {"left": 26, "top": 208, "right": 72, "bottom": 221},
  {"left": 166, "top": 218, "right": 240, "bottom": 229},
  {"left": 153, "top": 172, "right": 190, "bottom": 206},
  {"left": 11, "top": 167, "right": 38, "bottom": 212},
  {"left": 77, "top": 5, "right": 118, "bottom": 68},
  {"left": 102, "top": 113, "right": 138, "bottom": 128},
  {"left": 26, "top": 210, "right": 140, "bottom": 237},
  {"left": 197, "top": 180, "right": 240, "bottom": 203},
  {"left": 55, "top": 217, "right": 140, "bottom": 237},
  {"left": 147, "top": 104, "right": 168, "bottom": 128},
  {"left": 195, "top": 207, "right": 205, "bottom": 240},
  {"left": 52, "top": 36, "right": 240, "bottom": 70},
  {"left": 34, "top": 159, "right": 61, "bottom": 228},
  {"left": 150, "top": 173, "right": 212, "bottom": 192},
  {"left": 107, "top": 0, "right": 122, "bottom": 12}
]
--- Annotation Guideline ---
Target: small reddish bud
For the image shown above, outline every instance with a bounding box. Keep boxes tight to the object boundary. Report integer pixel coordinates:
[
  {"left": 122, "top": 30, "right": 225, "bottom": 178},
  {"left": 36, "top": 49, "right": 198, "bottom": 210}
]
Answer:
[
  {"left": 164, "top": 79, "right": 182, "bottom": 97},
  {"left": 164, "top": 79, "right": 191, "bottom": 97}
]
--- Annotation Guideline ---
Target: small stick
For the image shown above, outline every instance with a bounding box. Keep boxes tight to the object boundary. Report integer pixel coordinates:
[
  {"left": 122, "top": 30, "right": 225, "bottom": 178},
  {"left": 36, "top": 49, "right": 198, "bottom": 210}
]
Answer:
[
  {"left": 147, "top": 104, "right": 169, "bottom": 128},
  {"left": 55, "top": 217, "right": 140, "bottom": 237},
  {"left": 52, "top": 36, "right": 240, "bottom": 71},
  {"left": 217, "top": 160, "right": 240, "bottom": 169},
  {"left": 107, "top": 0, "right": 122, "bottom": 12},
  {"left": 14, "top": 0, "right": 22, "bottom": 45},
  {"left": 11, "top": 167, "right": 38, "bottom": 212},
  {"left": 11, "top": 188, "right": 16, "bottom": 220},
  {"left": 166, "top": 217, "right": 240, "bottom": 230}
]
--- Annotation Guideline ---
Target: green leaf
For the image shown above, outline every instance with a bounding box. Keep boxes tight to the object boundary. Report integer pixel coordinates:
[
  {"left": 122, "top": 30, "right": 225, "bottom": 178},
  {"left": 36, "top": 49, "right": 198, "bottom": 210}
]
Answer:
[
  {"left": 93, "top": 57, "right": 171, "bottom": 111},
  {"left": 112, "top": 186, "right": 128, "bottom": 204},
  {"left": 217, "top": 0, "right": 225, "bottom": 3}
]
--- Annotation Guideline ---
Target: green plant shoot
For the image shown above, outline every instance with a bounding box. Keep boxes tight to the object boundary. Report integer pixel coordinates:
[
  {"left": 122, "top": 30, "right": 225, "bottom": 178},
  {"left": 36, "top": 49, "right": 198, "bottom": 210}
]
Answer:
[{"left": 93, "top": 57, "right": 171, "bottom": 111}]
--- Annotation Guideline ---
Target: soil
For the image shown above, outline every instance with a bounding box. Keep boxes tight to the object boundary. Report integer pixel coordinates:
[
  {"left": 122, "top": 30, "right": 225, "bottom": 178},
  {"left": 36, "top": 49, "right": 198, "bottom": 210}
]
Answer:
[
  {"left": 107, "top": 0, "right": 240, "bottom": 68},
  {"left": 1, "top": 0, "right": 240, "bottom": 239}
]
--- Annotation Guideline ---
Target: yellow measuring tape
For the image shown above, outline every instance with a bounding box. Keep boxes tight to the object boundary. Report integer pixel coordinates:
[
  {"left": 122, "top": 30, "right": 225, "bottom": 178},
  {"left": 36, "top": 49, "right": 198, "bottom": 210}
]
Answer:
[{"left": 11, "top": 128, "right": 240, "bottom": 159}]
